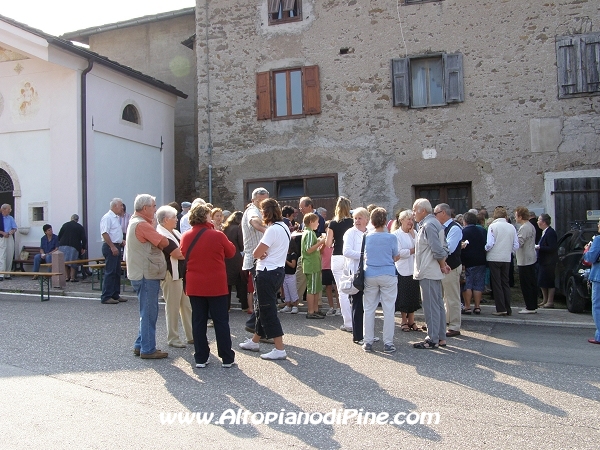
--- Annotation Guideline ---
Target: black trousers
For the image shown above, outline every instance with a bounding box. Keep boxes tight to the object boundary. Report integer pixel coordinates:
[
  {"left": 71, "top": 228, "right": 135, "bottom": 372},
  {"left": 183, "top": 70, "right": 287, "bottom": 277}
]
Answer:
[
  {"left": 489, "top": 261, "right": 511, "bottom": 314},
  {"left": 351, "top": 290, "right": 364, "bottom": 342},
  {"left": 190, "top": 294, "right": 235, "bottom": 365},
  {"left": 518, "top": 264, "right": 538, "bottom": 311}
]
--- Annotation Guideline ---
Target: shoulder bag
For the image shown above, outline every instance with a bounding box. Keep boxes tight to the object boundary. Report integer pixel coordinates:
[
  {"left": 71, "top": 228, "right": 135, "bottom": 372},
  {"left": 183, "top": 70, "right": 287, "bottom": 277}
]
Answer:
[{"left": 182, "top": 228, "right": 208, "bottom": 292}]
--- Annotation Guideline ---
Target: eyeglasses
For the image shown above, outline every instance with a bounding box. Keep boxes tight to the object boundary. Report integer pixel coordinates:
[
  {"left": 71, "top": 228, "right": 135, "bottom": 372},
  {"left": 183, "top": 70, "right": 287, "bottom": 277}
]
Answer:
[{"left": 433, "top": 211, "right": 442, "bottom": 215}]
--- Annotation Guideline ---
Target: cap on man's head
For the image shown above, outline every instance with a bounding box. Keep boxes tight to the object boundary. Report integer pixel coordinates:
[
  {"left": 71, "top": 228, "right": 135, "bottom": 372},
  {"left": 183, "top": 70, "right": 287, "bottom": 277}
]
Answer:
[{"left": 181, "top": 201, "right": 192, "bottom": 208}]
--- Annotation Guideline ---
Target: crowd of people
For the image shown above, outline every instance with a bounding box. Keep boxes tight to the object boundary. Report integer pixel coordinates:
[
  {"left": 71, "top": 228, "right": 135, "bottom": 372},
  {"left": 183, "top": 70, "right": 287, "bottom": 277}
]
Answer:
[{"left": 20, "top": 190, "right": 600, "bottom": 367}]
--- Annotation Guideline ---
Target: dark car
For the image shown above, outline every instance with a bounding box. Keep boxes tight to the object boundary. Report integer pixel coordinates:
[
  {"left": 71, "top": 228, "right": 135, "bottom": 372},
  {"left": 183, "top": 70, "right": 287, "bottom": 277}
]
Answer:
[{"left": 555, "top": 223, "right": 597, "bottom": 313}]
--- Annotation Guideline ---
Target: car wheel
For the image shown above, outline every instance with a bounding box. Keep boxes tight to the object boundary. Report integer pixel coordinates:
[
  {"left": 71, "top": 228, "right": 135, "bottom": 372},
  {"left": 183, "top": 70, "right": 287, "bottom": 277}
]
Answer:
[{"left": 566, "top": 277, "right": 584, "bottom": 313}]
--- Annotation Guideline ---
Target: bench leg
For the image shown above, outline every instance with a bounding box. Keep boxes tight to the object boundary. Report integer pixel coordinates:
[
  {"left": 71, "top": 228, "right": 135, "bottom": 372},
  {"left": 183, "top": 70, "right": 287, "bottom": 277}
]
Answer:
[{"left": 39, "top": 276, "right": 50, "bottom": 302}]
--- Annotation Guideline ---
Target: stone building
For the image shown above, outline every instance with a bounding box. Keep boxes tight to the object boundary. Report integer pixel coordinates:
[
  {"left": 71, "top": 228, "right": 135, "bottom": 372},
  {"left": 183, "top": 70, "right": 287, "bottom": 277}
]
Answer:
[
  {"left": 195, "top": 0, "right": 599, "bottom": 235},
  {"left": 63, "top": 8, "right": 198, "bottom": 204}
]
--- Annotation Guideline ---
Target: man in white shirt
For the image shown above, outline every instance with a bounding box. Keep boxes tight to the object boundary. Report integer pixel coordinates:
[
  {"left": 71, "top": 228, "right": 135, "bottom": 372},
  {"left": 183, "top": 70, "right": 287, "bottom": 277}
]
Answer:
[
  {"left": 179, "top": 198, "right": 205, "bottom": 234},
  {"left": 100, "top": 198, "right": 125, "bottom": 304}
]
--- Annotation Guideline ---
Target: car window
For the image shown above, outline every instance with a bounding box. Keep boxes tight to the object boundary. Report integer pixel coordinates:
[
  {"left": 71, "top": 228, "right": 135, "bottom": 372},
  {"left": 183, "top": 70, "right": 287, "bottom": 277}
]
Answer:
[{"left": 558, "top": 233, "right": 573, "bottom": 253}]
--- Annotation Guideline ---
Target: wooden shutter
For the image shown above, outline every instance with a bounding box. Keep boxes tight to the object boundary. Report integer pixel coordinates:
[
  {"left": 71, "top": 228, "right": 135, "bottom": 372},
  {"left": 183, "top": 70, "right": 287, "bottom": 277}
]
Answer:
[
  {"left": 444, "top": 52, "right": 464, "bottom": 103},
  {"left": 582, "top": 33, "right": 600, "bottom": 94},
  {"left": 256, "top": 71, "right": 272, "bottom": 120},
  {"left": 303, "top": 65, "right": 321, "bottom": 115},
  {"left": 268, "top": 0, "right": 281, "bottom": 14},
  {"left": 282, "top": 0, "right": 296, "bottom": 12},
  {"left": 556, "top": 36, "right": 580, "bottom": 98},
  {"left": 391, "top": 58, "right": 409, "bottom": 107}
]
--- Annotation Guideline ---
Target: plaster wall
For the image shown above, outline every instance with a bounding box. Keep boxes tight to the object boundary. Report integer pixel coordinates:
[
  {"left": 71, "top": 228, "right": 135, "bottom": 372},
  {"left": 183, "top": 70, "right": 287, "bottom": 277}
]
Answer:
[
  {"left": 195, "top": 0, "right": 600, "bottom": 215},
  {"left": 86, "top": 13, "right": 198, "bottom": 203}
]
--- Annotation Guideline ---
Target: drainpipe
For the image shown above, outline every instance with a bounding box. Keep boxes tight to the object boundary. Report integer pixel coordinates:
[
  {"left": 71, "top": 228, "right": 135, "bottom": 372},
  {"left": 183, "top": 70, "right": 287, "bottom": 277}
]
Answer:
[
  {"left": 204, "top": 0, "right": 213, "bottom": 203},
  {"left": 81, "top": 59, "right": 93, "bottom": 240}
]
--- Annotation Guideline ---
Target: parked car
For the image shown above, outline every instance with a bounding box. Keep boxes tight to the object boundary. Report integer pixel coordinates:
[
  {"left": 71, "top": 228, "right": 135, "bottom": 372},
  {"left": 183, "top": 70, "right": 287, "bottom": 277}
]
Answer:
[{"left": 555, "top": 222, "right": 597, "bottom": 313}]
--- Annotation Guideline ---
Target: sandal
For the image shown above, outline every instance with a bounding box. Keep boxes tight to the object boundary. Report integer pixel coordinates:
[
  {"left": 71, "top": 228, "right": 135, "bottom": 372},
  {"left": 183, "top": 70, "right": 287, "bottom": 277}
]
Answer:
[
  {"left": 413, "top": 339, "right": 439, "bottom": 349},
  {"left": 473, "top": 308, "right": 481, "bottom": 315},
  {"left": 408, "top": 323, "right": 422, "bottom": 332},
  {"left": 401, "top": 323, "right": 410, "bottom": 332},
  {"left": 462, "top": 309, "right": 472, "bottom": 315}
]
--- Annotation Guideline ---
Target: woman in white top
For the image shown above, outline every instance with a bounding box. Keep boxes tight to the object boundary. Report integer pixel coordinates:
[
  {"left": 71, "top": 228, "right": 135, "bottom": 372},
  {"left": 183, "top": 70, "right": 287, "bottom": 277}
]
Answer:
[
  {"left": 238, "top": 198, "right": 290, "bottom": 361},
  {"left": 393, "top": 210, "right": 422, "bottom": 332},
  {"left": 342, "top": 207, "right": 370, "bottom": 344}
]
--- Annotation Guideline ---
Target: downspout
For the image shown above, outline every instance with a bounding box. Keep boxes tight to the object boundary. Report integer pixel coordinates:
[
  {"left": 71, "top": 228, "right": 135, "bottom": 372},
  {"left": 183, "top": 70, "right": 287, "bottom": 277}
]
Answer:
[
  {"left": 81, "top": 59, "right": 93, "bottom": 240},
  {"left": 204, "top": 0, "right": 213, "bottom": 203}
]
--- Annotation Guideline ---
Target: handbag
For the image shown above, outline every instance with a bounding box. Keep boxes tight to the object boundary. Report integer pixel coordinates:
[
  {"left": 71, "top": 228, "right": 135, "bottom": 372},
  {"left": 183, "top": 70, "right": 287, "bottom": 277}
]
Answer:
[
  {"left": 182, "top": 228, "right": 208, "bottom": 292},
  {"left": 339, "top": 266, "right": 359, "bottom": 295},
  {"left": 352, "top": 235, "right": 366, "bottom": 291}
]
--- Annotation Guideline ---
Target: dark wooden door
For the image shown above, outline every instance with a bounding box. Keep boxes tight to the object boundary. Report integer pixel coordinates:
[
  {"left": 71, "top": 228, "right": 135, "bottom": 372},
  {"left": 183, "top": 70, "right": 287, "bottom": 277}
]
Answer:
[{"left": 553, "top": 177, "right": 600, "bottom": 237}]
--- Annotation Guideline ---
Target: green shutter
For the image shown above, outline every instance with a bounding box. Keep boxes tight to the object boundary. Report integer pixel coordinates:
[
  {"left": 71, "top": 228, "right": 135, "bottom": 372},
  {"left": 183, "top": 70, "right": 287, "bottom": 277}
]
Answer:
[{"left": 391, "top": 58, "right": 410, "bottom": 107}]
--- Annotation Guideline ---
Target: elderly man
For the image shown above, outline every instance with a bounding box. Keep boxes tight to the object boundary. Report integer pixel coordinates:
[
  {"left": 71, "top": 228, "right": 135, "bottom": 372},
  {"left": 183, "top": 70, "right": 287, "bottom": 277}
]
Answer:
[
  {"left": 434, "top": 203, "right": 463, "bottom": 338},
  {"left": 514, "top": 207, "right": 538, "bottom": 313},
  {"left": 100, "top": 198, "right": 125, "bottom": 303},
  {"left": 485, "top": 207, "right": 519, "bottom": 316},
  {"left": 299, "top": 197, "right": 325, "bottom": 234},
  {"left": 0, "top": 204, "right": 18, "bottom": 279},
  {"left": 128, "top": 194, "right": 171, "bottom": 359},
  {"left": 57, "top": 214, "right": 88, "bottom": 282},
  {"left": 180, "top": 198, "right": 205, "bottom": 234},
  {"left": 242, "top": 187, "right": 269, "bottom": 333},
  {"left": 412, "top": 198, "right": 450, "bottom": 349},
  {"left": 177, "top": 201, "right": 191, "bottom": 231}
]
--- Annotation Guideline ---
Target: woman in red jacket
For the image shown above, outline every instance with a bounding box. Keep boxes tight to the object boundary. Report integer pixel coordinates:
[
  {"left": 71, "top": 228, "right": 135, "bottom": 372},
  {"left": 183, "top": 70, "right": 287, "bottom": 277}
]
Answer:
[{"left": 180, "top": 204, "right": 236, "bottom": 368}]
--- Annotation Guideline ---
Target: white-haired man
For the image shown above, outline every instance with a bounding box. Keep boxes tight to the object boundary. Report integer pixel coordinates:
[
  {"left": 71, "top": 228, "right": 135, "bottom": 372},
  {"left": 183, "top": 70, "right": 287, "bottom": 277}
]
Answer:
[
  {"left": 0, "top": 204, "right": 18, "bottom": 279},
  {"left": 412, "top": 198, "right": 450, "bottom": 349},
  {"left": 100, "top": 198, "right": 124, "bottom": 303},
  {"left": 127, "top": 194, "right": 170, "bottom": 359},
  {"left": 242, "top": 187, "right": 269, "bottom": 333},
  {"left": 180, "top": 198, "right": 205, "bottom": 234},
  {"left": 434, "top": 203, "right": 463, "bottom": 338}
]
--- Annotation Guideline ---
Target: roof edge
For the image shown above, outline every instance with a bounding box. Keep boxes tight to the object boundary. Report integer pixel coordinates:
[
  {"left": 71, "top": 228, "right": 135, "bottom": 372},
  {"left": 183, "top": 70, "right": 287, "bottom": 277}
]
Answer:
[{"left": 60, "top": 7, "right": 196, "bottom": 44}]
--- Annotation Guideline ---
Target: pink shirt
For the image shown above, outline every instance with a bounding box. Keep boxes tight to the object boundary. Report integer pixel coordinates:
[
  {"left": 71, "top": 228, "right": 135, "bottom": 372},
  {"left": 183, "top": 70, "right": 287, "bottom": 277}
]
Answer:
[{"left": 321, "top": 245, "right": 333, "bottom": 270}]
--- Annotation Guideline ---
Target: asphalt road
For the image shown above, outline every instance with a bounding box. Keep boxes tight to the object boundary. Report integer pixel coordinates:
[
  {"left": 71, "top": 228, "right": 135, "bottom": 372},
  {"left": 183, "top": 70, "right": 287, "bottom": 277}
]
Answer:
[{"left": 0, "top": 292, "right": 598, "bottom": 449}]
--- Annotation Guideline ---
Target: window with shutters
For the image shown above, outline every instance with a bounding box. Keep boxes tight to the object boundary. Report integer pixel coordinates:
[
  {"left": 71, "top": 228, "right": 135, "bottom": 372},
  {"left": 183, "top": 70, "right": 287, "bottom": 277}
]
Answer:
[
  {"left": 256, "top": 65, "right": 321, "bottom": 120},
  {"left": 556, "top": 32, "right": 600, "bottom": 99},
  {"left": 391, "top": 53, "right": 464, "bottom": 108},
  {"left": 268, "top": 0, "right": 302, "bottom": 26}
]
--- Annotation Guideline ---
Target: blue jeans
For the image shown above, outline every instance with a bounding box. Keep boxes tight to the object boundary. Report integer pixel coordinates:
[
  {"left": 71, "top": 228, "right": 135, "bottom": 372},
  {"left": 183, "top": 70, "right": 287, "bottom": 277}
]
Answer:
[
  {"left": 33, "top": 253, "right": 52, "bottom": 272},
  {"left": 132, "top": 277, "right": 160, "bottom": 355},
  {"left": 593, "top": 281, "right": 600, "bottom": 342},
  {"left": 101, "top": 243, "right": 122, "bottom": 301},
  {"left": 189, "top": 295, "right": 235, "bottom": 365}
]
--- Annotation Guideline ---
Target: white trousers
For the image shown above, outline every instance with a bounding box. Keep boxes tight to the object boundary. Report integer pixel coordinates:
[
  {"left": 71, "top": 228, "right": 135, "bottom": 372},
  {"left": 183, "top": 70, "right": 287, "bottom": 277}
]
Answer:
[{"left": 331, "top": 255, "right": 352, "bottom": 328}]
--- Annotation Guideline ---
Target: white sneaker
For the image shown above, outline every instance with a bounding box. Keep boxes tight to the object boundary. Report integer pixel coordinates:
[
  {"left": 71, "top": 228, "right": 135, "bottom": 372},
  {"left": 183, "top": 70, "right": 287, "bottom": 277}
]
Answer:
[
  {"left": 260, "top": 348, "right": 287, "bottom": 360},
  {"left": 518, "top": 309, "right": 537, "bottom": 314},
  {"left": 340, "top": 325, "right": 353, "bottom": 332},
  {"left": 326, "top": 308, "right": 336, "bottom": 316},
  {"left": 291, "top": 306, "right": 299, "bottom": 314},
  {"left": 335, "top": 309, "right": 342, "bottom": 316},
  {"left": 195, "top": 361, "right": 210, "bottom": 368},
  {"left": 280, "top": 305, "right": 292, "bottom": 313},
  {"left": 238, "top": 338, "right": 260, "bottom": 352}
]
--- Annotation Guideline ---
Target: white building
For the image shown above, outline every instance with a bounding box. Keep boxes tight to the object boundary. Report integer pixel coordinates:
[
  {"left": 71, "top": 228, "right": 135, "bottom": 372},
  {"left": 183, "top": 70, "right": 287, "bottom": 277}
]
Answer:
[{"left": 0, "top": 14, "right": 186, "bottom": 258}]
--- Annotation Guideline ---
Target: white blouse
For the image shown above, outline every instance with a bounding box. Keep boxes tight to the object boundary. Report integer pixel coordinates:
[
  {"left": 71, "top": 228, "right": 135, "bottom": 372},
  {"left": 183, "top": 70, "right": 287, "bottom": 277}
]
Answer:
[{"left": 393, "top": 228, "right": 416, "bottom": 276}]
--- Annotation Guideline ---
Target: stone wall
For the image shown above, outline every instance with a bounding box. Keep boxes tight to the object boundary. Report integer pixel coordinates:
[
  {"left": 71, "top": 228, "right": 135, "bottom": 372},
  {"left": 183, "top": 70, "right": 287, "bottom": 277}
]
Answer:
[{"left": 196, "top": 0, "right": 600, "bottom": 213}]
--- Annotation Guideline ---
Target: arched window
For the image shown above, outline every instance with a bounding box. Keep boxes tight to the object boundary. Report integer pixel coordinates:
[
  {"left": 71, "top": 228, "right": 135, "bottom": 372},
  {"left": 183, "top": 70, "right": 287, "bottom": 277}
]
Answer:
[
  {"left": 0, "top": 169, "right": 14, "bottom": 193},
  {"left": 122, "top": 104, "right": 140, "bottom": 124}
]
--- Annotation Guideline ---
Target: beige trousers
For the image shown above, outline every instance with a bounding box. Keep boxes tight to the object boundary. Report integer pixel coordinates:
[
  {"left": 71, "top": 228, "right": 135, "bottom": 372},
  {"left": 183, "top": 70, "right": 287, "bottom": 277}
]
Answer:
[
  {"left": 160, "top": 271, "right": 193, "bottom": 345},
  {"left": 442, "top": 265, "right": 462, "bottom": 331}
]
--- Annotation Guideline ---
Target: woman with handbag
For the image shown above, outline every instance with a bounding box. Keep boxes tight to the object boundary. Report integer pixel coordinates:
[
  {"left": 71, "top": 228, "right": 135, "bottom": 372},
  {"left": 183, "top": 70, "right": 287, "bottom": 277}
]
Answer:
[
  {"left": 342, "top": 207, "right": 370, "bottom": 343},
  {"left": 362, "top": 208, "right": 401, "bottom": 353},
  {"left": 180, "top": 204, "right": 237, "bottom": 368}
]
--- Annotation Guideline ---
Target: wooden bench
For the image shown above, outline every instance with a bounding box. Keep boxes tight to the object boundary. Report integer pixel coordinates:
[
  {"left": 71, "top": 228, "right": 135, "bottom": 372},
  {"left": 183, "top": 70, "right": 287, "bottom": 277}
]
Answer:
[
  {"left": 12, "top": 246, "right": 41, "bottom": 272},
  {"left": 84, "top": 262, "right": 128, "bottom": 291},
  {"left": 0, "top": 271, "right": 62, "bottom": 301}
]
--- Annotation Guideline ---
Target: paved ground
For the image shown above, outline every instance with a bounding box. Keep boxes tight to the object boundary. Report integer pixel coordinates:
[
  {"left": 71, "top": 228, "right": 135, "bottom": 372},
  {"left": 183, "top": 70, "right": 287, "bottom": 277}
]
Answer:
[{"left": 0, "top": 278, "right": 598, "bottom": 449}]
